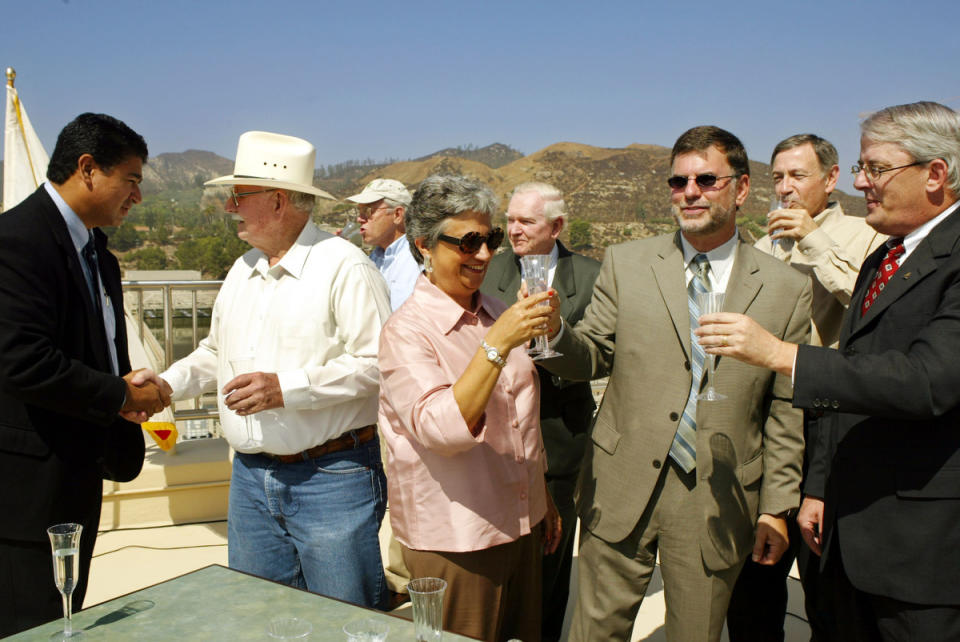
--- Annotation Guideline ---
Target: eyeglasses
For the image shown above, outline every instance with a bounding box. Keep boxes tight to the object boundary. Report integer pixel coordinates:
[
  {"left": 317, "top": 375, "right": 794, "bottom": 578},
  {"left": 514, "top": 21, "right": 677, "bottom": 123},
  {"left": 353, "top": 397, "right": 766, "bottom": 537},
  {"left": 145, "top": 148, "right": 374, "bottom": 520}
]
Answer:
[
  {"left": 850, "top": 161, "right": 925, "bottom": 181},
  {"left": 437, "top": 227, "right": 505, "bottom": 254},
  {"left": 667, "top": 174, "right": 737, "bottom": 190},
  {"left": 356, "top": 203, "right": 393, "bottom": 220},
  {"left": 230, "top": 188, "right": 276, "bottom": 207}
]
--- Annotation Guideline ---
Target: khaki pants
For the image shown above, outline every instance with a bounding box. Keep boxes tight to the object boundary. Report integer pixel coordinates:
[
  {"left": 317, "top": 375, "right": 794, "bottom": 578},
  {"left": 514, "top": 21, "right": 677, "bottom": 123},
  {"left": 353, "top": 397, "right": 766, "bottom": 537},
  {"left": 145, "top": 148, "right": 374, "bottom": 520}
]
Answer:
[{"left": 570, "top": 460, "right": 744, "bottom": 642}]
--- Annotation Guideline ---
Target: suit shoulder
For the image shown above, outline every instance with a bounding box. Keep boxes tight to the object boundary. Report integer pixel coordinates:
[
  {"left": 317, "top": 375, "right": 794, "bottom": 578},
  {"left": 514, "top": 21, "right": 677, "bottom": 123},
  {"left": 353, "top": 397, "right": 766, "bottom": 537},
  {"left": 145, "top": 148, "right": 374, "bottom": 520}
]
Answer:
[{"left": 745, "top": 244, "right": 809, "bottom": 289}]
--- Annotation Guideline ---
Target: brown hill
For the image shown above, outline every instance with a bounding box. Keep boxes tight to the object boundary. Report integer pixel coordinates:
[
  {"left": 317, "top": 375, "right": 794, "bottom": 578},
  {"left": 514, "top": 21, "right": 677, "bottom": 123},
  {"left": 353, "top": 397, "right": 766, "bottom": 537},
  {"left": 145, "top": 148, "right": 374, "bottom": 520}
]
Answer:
[{"left": 141, "top": 150, "right": 234, "bottom": 192}]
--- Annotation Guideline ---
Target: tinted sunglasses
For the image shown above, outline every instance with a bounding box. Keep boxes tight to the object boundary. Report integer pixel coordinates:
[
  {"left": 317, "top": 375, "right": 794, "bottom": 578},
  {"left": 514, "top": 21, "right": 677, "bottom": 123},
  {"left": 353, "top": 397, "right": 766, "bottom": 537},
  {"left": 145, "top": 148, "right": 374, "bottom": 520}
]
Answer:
[
  {"left": 666, "top": 174, "right": 737, "bottom": 190},
  {"left": 437, "top": 227, "right": 505, "bottom": 254}
]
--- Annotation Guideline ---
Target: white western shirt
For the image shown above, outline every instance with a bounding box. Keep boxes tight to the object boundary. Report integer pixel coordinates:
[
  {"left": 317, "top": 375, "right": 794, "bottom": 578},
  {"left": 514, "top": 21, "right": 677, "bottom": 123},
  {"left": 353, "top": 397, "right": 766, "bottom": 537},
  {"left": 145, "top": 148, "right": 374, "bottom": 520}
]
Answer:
[{"left": 162, "top": 221, "right": 392, "bottom": 454}]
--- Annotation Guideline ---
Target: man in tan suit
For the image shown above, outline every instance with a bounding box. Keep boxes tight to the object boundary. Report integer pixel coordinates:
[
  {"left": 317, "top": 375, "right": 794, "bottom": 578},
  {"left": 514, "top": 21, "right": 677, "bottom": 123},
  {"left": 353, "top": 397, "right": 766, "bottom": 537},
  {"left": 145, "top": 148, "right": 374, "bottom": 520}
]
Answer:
[{"left": 543, "top": 126, "right": 811, "bottom": 641}]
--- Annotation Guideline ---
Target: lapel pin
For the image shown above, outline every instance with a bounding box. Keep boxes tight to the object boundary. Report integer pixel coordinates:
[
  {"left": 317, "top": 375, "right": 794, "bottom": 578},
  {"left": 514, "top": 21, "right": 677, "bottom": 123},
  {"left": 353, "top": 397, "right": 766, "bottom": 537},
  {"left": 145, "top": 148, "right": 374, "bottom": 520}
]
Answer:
[{"left": 902, "top": 272, "right": 912, "bottom": 279}]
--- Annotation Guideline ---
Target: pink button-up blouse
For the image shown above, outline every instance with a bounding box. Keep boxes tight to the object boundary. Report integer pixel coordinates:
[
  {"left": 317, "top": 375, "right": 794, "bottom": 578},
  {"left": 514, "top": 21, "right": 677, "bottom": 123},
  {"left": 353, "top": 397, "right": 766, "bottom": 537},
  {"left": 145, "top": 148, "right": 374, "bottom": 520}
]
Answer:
[{"left": 378, "top": 275, "right": 547, "bottom": 552}]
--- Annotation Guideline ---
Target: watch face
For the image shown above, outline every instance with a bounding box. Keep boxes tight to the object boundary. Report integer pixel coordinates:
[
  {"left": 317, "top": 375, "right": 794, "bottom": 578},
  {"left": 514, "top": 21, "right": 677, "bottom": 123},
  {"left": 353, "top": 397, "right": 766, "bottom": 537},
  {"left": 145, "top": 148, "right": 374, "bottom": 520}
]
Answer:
[{"left": 486, "top": 348, "right": 497, "bottom": 359}]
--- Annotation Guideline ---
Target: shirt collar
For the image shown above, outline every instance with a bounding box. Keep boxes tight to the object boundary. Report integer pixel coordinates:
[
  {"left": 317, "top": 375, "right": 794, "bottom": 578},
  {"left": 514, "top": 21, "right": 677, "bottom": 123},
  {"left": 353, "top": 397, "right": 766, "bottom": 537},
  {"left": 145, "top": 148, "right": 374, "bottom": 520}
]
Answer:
[
  {"left": 384, "top": 235, "right": 409, "bottom": 258},
  {"left": 678, "top": 230, "right": 738, "bottom": 289},
  {"left": 412, "top": 274, "right": 498, "bottom": 335},
  {"left": 902, "top": 200, "right": 960, "bottom": 256},
  {"left": 44, "top": 182, "right": 89, "bottom": 252},
  {"left": 248, "top": 220, "right": 324, "bottom": 280},
  {"left": 812, "top": 201, "right": 840, "bottom": 224}
]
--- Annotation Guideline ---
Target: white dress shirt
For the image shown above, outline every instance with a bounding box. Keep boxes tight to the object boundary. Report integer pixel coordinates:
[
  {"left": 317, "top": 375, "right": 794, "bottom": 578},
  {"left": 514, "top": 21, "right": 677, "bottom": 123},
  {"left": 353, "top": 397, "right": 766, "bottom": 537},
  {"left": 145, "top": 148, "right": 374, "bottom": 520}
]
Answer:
[
  {"left": 162, "top": 221, "right": 392, "bottom": 454},
  {"left": 679, "top": 231, "right": 738, "bottom": 291}
]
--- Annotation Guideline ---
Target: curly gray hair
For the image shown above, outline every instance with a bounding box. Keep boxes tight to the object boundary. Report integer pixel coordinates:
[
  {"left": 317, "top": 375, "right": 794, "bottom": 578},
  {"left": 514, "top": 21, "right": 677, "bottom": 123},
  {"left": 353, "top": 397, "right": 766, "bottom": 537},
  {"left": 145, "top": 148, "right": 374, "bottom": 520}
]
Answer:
[{"left": 405, "top": 175, "right": 499, "bottom": 264}]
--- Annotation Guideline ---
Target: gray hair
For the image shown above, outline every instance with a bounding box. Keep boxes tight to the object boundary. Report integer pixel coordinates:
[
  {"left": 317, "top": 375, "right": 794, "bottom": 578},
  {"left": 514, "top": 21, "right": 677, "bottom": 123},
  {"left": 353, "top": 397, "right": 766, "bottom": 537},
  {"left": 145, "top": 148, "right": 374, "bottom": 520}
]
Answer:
[
  {"left": 771, "top": 134, "right": 838, "bottom": 175},
  {"left": 286, "top": 190, "right": 316, "bottom": 215},
  {"left": 511, "top": 182, "right": 567, "bottom": 222},
  {"left": 861, "top": 101, "right": 960, "bottom": 195},
  {"left": 406, "top": 175, "right": 499, "bottom": 264}
]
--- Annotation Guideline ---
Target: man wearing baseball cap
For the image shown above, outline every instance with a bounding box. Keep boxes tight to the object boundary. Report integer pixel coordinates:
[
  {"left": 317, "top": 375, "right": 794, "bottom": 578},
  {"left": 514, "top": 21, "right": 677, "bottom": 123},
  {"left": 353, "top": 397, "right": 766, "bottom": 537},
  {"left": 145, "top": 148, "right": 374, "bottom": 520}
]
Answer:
[
  {"left": 348, "top": 178, "right": 420, "bottom": 310},
  {"left": 157, "top": 131, "right": 393, "bottom": 608}
]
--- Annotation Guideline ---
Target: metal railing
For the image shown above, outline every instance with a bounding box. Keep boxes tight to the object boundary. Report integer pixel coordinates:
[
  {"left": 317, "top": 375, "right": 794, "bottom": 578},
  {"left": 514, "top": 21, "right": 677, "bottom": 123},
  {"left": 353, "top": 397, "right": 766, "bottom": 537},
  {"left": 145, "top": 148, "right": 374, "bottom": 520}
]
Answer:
[{"left": 123, "top": 279, "right": 223, "bottom": 439}]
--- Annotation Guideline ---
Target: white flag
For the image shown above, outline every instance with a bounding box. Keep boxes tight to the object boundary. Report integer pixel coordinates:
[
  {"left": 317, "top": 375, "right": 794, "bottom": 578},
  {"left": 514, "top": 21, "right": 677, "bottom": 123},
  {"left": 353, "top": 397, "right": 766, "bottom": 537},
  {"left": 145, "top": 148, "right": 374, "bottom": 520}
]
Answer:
[{"left": 4, "top": 82, "right": 49, "bottom": 212}]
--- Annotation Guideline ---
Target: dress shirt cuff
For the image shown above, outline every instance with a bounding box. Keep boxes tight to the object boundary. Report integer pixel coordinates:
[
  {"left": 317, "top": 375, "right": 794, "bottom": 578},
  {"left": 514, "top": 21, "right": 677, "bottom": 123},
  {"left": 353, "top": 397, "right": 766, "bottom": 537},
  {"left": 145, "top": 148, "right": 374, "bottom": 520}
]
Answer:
[
  {"left": 159, "top": 367, "right": 192, "bottom": 402},
  {"left": 796, "top": 226, "right": 834, "bottom": 259},
  {"left": 277, "top": 369, "right": 309, "bottom": 407},
  {"left": 548, "top": 317, "right": 565, "bottom": 348}
]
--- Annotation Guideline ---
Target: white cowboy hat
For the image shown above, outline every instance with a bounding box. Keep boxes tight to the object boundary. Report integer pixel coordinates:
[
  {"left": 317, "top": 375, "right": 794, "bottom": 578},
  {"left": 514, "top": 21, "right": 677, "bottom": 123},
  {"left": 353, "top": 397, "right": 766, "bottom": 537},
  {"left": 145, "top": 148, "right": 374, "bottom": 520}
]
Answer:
[{"left": 205, "top": 131, "right": 335, "bottom": 200}]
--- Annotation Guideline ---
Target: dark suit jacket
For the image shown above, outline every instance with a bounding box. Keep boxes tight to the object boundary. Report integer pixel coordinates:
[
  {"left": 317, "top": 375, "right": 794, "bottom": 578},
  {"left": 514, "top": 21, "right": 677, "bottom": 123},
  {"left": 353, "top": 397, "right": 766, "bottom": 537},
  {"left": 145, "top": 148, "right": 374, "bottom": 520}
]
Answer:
[
  {"left": 479, "top": 242, "right": 601, "bottom": 477},
  {"left": 545, "top": 233, "right": 811, "bottom": 570},
  {"left": 0, "top": 187, "right": 144, "bottom": 544},
  {"left": 796, "top": 205, "right": 960, "bottom": 606}
]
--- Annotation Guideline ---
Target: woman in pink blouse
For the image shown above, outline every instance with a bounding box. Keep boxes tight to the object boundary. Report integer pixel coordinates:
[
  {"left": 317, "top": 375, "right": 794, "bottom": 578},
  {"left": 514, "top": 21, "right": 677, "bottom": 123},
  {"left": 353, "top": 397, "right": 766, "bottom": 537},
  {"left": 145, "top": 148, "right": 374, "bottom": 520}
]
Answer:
[{"left": 378, "top": 174, "right": 562, "bottom": 642}]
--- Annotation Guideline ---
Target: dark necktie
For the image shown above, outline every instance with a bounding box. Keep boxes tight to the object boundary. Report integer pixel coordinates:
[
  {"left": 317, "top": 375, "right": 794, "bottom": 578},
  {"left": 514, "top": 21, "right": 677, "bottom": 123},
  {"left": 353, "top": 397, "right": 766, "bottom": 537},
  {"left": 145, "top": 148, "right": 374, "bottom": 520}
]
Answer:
[
  {"left": 861, "top": 239, "right": 905, "bottom": 316},
  {"left": 81, "top": 233, "right": 103, "bottom": 316}
]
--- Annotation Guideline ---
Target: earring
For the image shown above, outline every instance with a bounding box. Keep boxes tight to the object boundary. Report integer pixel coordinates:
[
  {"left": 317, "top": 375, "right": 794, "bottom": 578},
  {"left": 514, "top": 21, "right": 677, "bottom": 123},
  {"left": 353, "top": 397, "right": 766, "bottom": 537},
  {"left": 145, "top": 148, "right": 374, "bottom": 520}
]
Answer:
[{"left": 423, "top": 254, "right": 433, "bottom": 274}]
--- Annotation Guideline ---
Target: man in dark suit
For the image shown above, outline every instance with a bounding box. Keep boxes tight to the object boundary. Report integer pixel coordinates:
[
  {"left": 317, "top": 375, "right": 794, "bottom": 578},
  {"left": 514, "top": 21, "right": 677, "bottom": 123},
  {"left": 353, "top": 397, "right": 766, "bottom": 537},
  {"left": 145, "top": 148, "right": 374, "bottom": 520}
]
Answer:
[
  {"left": 700, "top": 101, "right": 960, "bottom": 640},
  {"left": 543, "top": 127, "right": 811, "bottom": 641},
  {"left": 0, "top": 113, "right": 168, "bottom": 636},
  {"left": 479, "top": 182, "right": 600, "bottom": 641}
]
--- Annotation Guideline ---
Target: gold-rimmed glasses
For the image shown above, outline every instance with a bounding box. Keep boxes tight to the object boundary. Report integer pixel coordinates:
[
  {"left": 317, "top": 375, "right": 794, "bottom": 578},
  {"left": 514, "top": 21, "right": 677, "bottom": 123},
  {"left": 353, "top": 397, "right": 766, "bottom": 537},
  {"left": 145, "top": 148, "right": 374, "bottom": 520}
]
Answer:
[{"left": 850, "top": 161, "right": 925, "bottom": 182}]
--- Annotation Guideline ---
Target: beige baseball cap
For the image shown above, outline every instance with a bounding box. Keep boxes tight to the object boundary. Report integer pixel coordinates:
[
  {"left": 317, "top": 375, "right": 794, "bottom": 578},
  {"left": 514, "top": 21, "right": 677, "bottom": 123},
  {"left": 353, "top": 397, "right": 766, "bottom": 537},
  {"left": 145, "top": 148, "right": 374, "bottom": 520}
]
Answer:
[{"left": 346, "top": 178, "right": 412, "bottom": 206}]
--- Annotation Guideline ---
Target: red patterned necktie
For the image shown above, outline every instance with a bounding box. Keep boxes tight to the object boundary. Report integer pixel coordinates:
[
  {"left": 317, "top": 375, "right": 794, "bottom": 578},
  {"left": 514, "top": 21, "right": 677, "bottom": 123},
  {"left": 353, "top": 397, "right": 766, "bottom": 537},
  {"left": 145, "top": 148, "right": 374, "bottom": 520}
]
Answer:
[{"left": 861, "top": 240, "right": 905, "bottom": 316}]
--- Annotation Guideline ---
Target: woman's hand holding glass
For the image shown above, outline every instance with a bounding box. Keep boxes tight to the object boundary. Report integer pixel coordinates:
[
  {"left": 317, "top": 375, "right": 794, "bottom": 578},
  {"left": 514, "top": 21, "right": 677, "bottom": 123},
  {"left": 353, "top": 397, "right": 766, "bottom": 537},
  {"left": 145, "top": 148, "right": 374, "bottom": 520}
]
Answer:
[{"left": 483, "top": 290, "right": 557, "bottom": 357}]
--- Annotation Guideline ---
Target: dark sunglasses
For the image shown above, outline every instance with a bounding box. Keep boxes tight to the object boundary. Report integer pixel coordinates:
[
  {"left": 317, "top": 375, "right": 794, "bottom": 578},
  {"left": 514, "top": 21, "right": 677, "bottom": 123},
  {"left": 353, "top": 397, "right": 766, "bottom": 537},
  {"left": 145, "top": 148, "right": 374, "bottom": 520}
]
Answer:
[
  {"left": 666, "top": 174, "right": 737, "bottom": 190},
  {"left": 437, "top": 227, "right": 505, "bottom": 254}
]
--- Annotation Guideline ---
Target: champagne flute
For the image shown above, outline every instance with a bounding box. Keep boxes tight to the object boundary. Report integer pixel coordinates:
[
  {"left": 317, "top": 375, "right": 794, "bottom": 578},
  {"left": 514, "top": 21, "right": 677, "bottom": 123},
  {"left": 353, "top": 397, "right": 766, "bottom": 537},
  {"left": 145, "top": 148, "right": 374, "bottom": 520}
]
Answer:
[
  {"left": 228, "top": 355, "right": 256, "bottom": 446},
  {"left": 519, "top": 254, "right": 561, "bottom": 360},
  {"left": 768, "top": 196, "right": 794, "bottom": 253},
  {"left": 696, "top": 291, "right": 727, "bottom": 401},
  {"left": 47, "top": 523, "right": 83, "bottom": 640}
]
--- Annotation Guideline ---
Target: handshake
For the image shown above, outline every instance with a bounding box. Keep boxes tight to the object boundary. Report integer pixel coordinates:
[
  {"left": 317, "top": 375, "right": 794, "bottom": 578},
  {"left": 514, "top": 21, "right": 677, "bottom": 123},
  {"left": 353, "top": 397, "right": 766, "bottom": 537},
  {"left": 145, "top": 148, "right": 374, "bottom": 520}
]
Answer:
[{"left": 119, "top": 368, "right": 174, "bottom": 424}]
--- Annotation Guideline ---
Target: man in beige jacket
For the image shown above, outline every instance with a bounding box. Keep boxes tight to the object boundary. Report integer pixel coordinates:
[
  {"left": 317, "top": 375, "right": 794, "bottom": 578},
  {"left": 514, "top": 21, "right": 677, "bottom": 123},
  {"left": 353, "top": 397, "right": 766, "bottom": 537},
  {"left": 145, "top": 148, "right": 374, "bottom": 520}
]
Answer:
[
  {"left": 728, "top": 134, "right": 886, "bottom": 642},
  {"left": 544, "top": 126, "right": 811, "bottom": 641}
]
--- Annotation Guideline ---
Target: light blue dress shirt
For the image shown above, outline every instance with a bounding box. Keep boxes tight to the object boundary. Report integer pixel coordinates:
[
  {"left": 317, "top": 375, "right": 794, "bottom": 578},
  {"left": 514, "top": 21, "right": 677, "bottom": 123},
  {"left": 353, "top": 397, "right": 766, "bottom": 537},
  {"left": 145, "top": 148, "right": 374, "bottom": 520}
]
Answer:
[
  {"left": 369, "top": 235, "right": 421, "bottom": 311},
  {"left": 44, "top": 182, "right": 119, "bottom": 374}
]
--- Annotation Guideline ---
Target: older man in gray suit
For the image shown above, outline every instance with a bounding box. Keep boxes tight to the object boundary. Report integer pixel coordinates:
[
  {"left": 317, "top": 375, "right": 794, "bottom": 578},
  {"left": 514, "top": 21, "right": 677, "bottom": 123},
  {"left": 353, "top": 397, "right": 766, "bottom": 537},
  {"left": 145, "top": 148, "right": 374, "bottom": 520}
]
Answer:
[{"left": 543, "top": 126, "right": 811, "bottom": 641}]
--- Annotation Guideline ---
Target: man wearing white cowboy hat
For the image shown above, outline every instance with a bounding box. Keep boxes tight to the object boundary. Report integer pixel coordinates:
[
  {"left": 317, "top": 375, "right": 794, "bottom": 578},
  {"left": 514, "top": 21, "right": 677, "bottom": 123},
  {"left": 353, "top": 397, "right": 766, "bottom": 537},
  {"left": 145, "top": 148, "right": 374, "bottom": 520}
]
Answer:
[
  {"left": 157, "top": 131, "right": 393, "bottom": 608},
  {"left": 347, "top": 178, "right": 420, "bottom": 310}
]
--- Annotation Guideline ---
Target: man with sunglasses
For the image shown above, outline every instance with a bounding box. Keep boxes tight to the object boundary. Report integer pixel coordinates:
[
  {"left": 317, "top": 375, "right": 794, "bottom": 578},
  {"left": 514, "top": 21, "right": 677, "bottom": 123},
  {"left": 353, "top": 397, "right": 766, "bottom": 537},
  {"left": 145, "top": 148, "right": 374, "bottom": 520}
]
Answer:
[
  {"left": 156, "top": 131, "right": 393, "bottom": 609},
  {"left": 479, "top": 182, "right": 600, "bottom": 641},
  {"left": 728, "top": 134, "right": 885, "bottom": 641},
  {"left": 542, "top": 126, "right": 811, "bottom": 641},
  {"left": 347, "top": 179, "right": 420, "bottom": 311},
  {"left": 698, "top": 102, "right": 960, "bottom": 640}
]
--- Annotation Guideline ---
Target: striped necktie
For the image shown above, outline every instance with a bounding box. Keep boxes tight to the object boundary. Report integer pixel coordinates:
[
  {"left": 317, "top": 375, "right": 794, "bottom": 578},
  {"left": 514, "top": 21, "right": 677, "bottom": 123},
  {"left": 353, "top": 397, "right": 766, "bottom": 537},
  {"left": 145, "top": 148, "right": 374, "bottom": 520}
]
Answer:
[
  {"left": 669, "top": 254, "right": 710, "bottom": 473},
  {"left": 81, "top": 232, "right": 103, "bottom": 317}
]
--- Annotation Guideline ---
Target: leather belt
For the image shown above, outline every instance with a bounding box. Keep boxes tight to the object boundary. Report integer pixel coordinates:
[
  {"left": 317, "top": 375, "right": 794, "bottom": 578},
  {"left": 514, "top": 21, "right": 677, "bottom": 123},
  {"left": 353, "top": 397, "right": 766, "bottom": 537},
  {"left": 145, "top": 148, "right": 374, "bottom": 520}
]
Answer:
[{"left": 261, "top": 425, "right": 376, "bottom": 464}]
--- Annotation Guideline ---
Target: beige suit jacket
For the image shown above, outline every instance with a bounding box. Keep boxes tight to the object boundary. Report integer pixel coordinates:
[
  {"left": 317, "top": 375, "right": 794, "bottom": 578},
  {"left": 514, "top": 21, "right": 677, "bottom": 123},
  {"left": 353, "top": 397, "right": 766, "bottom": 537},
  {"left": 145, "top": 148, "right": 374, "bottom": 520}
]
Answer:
[{"left": 547, "top": 232, "right": 812, "bottom": 571}]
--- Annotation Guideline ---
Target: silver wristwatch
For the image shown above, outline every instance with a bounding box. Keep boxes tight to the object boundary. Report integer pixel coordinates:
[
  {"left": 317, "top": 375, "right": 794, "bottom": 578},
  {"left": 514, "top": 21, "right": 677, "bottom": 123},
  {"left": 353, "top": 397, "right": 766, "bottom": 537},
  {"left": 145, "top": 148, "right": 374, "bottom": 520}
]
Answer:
[{"left": 481, "top": 340, "right": 506, "bottom": 368}]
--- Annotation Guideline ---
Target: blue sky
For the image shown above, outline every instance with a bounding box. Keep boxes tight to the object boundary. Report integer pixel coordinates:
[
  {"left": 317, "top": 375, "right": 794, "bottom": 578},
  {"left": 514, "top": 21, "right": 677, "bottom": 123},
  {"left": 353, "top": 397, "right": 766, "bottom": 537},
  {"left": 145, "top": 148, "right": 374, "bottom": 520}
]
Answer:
[{"left": 3, "top": 0, "right": 959, "bottom": 193}]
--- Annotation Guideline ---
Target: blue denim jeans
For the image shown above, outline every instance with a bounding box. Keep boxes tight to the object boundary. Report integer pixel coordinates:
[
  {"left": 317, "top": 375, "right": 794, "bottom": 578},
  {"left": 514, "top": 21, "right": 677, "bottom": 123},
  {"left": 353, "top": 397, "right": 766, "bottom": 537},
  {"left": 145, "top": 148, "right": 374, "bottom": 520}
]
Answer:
[{"left": 228, "top": 436, "right": 388, "bottom": 609}]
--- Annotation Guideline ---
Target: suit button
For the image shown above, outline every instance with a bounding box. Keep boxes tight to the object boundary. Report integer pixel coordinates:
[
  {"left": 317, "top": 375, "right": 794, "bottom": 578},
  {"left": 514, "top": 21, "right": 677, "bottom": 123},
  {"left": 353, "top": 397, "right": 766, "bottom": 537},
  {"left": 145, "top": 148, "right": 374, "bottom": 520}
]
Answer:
[
  {"left": 831, "top": 400, "right": 839, "bottom": 409},
  {"left": 684, "top": 360, "right": 691, "bottom": 371},
  {"left": 669, "top": 412, "right": 679, "bottom": 421},
  {"left": 653, "top": 459, "right": 662, "bottom": 469},
  {"left": 813, "top": 399, "right": 821, "bottom": 408}
]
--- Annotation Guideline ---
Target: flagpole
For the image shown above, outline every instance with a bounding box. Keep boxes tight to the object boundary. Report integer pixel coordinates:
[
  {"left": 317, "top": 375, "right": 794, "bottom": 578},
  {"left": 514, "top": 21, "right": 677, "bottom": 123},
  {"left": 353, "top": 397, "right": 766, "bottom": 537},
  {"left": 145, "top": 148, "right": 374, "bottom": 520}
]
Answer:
[{"left": 5, "top": 67, "right": 13, "bottom": 88}]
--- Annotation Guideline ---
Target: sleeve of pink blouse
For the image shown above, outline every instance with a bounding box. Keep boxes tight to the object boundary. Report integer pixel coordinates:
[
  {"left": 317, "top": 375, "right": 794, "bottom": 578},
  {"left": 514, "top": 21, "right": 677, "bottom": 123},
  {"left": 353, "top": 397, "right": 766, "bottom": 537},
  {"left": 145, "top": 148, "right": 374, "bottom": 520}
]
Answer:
[{"left": 379, "top": 315, "right": 487, "bottom": 457}]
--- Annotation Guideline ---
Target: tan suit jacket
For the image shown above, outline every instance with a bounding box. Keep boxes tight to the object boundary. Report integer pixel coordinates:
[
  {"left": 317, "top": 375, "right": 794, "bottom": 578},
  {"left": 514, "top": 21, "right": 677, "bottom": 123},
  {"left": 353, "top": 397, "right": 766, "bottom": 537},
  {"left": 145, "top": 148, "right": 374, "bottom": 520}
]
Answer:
[{"left": 547, "top": 232, "right": 811, "bottom": 570}]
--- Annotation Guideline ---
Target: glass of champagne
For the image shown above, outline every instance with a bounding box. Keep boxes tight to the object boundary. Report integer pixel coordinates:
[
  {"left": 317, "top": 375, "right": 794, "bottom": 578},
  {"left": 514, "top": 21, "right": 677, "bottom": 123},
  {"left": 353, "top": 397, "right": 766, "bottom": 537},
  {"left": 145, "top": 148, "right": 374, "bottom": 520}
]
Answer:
[
  {"left": 47, "top": 523, "right": 83, "bottom": 640},
  {"left": 228, "top": 355, "right": 256, "bottom": 446},
  {"left": 519, "top": 254, "right": 561, "bottom": 360},
  {"left": 768, "top": 196, "right": 794, "bottom": 253},
  {"left": 696, "top": 291, "right": 727, "bottom": 401}
]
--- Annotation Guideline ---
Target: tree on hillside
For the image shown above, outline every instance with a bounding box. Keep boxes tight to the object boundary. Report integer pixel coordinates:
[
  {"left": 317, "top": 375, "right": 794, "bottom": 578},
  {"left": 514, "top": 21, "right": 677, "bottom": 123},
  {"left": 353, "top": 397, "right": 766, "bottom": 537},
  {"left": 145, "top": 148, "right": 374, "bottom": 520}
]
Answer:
[
  {"left": 129, "top": 247, "right": 168, "bottom": 270},
  {"left": 568, "top": 219, "right": 592, "bottom": 249}
]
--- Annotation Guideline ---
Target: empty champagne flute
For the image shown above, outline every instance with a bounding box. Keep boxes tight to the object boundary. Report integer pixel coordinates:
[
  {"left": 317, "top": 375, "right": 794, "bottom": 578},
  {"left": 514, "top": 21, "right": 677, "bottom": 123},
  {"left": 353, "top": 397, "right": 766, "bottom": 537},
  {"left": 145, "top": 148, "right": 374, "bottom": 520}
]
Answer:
[
  {"left": 519, "top": 254, "right": 561, "bottom": 360},
  {"left": 47, "top": 523, "right": 83, "bottom": 640},
  {"left": 228, "top": 355, "right": 256, "bottom": 446},
  {"left": 696, "top": 291, "right": 727, "bottom": 401},
  {"left": 339, "top": 220, "right": 362, "bottom": 245}
]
